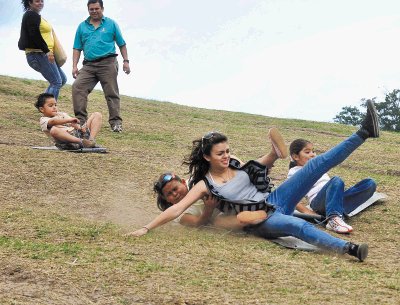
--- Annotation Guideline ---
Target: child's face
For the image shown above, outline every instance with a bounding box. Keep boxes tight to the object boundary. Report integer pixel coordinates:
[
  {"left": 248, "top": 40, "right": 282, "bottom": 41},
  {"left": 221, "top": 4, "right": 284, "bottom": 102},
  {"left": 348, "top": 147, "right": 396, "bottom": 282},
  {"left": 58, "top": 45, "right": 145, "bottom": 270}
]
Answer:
[
  {"left": 293, "top": 143, "right": 316, "bottom": 166},
  {"left": 39, "top": 97, "right": 58, "bottom": 117},
  {"left": 162, "top": 179, "right": 189, "bottom": 205}
]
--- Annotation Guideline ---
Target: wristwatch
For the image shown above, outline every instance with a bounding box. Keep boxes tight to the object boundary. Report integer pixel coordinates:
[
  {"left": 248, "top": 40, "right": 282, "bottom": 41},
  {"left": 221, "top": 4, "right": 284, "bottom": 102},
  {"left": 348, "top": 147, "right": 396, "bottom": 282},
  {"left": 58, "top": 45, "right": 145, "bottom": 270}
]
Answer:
[{"left": 123, "top": 59, "right": 130, "bottom": 63}]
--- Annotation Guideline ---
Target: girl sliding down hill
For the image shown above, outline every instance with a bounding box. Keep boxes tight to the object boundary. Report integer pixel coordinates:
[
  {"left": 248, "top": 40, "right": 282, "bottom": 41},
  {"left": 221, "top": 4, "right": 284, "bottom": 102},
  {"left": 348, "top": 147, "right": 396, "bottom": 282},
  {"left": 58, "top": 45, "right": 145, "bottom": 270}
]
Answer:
[
  {"left": 129, "top": 101, "right": 380, "bottom": 262},
  {"left": 287, "top": 138, "right": 376, "bottom": 233}
]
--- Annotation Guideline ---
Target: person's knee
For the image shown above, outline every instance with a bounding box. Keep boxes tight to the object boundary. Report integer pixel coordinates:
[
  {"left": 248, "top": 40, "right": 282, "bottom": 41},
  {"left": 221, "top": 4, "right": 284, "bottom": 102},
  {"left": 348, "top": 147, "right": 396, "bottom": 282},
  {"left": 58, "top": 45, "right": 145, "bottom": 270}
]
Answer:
[
  {"left": 366, "top": 178, "right": 377, "bottom": 192},
  {"left": 72, "top": 81, "right": 79, "bottom": 92},
  {"left": 88, "top": 112, "right": 102, "bottom": 121},
  {"left": 49, "top": 76, "right": 63, "bottom": 88},
  {"left": 49, "top": 127, "right": 60, "bottom": 137},
  {"left": 330, "top": 176, "right": 345, "bottom": 188},
  {"left": 93, "top": 112, "right": 102, "bottom": 119},
  {"left": 72, "top": 79, "right": 88, "bottom": 93}
]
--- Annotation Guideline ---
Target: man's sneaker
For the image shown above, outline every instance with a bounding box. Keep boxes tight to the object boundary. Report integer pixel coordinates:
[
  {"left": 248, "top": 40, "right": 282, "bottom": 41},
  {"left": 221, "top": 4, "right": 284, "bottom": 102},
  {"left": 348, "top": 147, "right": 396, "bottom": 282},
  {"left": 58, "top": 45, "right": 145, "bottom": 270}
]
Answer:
[
  {"left": 359, "top": 100, "right": 380, "bottom": 138},
  {"left": 237, "top": 210, "right": 268, "bottom": 225},
  {"left": 268, "top": 127, "right": 288, "bottom": 159},
  {"left": 326, "top": 216, "right": 353, "bottom": 234},
  {"left": 346, "top": 242, "right": 368, "bottom": 262},
  {"left": 111, "top": 124, "right": 123, "bottom": 133},
  {"left": 81, "top": 139, "right": 96, "bottom": 148}
]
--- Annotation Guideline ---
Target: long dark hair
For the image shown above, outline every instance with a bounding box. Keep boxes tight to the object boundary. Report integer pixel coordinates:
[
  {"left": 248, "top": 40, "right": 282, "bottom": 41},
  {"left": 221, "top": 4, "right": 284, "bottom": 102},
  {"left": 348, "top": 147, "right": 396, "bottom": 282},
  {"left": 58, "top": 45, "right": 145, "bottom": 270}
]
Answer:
[
  {"left": 183, "top": 131, "right": 228, "bottom": 188},
  {"left": 153, "top": 172, "right": 183, "bottom": 211},
  {"left": 289, "top": 138, "right": 311, "bottom": 169},
  {"left": 21, "top": 0, "right": 32, "bottom": 11}
]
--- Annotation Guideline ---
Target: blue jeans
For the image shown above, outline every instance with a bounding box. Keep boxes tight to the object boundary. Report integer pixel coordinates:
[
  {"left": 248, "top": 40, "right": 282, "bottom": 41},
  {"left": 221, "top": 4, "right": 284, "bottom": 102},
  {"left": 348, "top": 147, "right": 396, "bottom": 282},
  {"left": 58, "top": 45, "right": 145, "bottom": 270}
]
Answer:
[
  {"left": 254, "top": 133, "right": 365, "bottom": 253},
  {"left": 310, "top": 177, "right": 376, "bottom": 217},
  {"left": 26, "top": 52, "right": 67, "bottom": 100}
]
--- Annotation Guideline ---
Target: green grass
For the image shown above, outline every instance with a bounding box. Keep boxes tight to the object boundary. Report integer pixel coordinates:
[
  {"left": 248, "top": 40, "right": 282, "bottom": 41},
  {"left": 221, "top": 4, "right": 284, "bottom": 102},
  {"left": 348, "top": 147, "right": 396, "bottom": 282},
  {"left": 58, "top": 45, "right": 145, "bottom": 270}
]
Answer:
[{"left": 0, "top": 74, "right": 399, "bottom": 304}]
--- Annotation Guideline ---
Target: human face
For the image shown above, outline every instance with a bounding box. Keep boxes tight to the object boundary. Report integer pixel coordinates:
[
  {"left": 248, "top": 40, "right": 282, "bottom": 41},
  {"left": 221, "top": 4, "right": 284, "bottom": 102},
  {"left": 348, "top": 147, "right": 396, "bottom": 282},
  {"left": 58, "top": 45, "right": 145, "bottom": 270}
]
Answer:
[
  {"left": 39, "top": 97, "right": 58, "bottom": 118},
  {"left": 204, "top": 141, "right": 230, "bottom": 170},
  {"left": 88, "top": 2, "right": 104, "bottom": 22},
  {"left": 162, "top": 180, "right": 188, "bottom": 205},
  {"left": 292, "top": 143, "right": 316, "bottom": 166},
  {"left": 29, "top": 0, "right": 44, "bottom": 13}
]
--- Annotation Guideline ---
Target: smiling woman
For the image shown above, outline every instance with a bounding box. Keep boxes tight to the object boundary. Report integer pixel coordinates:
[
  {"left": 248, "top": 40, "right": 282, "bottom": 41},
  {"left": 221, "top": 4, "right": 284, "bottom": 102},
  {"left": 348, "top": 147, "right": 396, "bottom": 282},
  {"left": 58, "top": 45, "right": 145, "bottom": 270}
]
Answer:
[
  {"left": 127, "top": 103, "right": 381, "bottom": 262},
  {"left": 18, "top": 0, "right": 67, "bottom": 100}
]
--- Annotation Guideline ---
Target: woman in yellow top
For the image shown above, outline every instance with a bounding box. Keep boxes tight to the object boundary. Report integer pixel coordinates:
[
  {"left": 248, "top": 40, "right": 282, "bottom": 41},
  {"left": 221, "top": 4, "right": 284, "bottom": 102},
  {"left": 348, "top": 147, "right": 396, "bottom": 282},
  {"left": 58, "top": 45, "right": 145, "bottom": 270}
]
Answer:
[{"left": 18, "top": 0, "right": 66, "bottom": 100}]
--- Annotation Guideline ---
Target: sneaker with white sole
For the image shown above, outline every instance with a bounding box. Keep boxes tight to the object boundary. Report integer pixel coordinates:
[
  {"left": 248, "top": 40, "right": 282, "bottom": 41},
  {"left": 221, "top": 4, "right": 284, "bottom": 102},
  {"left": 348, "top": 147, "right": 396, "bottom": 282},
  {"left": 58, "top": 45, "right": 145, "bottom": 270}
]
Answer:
[
  {"left": 268, "top": 127, "right": 288, "bottom": 159},
  {"left": 111, "top": 124, "right": 123, "bottom": 133},
  {"left": 326, "top": 216, "right": 353, "bottom": 234}
]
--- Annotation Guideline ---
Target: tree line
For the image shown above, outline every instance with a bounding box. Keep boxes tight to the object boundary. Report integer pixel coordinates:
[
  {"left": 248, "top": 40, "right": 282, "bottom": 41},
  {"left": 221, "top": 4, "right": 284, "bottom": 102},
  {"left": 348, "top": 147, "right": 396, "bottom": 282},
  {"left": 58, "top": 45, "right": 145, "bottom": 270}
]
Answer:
[{"left": 334, "top": 89, "right": 400, "bottom": 132}]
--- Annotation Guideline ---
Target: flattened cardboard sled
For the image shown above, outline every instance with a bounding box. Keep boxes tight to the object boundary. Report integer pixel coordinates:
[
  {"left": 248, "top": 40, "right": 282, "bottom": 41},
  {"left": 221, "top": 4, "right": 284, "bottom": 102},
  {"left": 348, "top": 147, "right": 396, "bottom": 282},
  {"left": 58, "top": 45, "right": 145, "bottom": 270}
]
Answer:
[
  {"left": 293, "top": 192, "right": 388, "bottom": 222},
  {"left": 347, "top": 192, "right": 388, "bottom": 217},
  {"left": 32, "top": 146, "right": 107, "bottom": 153},
  {"left": 271, "top": 236, "right": 319, "bottom": 251},
  {"left": 270, "top": 192, "right": 388, "bottom": 251}
]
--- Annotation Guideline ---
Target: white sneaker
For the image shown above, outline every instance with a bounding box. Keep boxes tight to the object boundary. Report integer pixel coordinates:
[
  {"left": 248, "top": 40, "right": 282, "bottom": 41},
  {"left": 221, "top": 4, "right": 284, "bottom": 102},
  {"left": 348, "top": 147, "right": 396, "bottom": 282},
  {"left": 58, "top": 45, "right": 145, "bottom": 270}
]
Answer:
[{"left": 326, "top": 216, "right": 353, "bottom": 234}]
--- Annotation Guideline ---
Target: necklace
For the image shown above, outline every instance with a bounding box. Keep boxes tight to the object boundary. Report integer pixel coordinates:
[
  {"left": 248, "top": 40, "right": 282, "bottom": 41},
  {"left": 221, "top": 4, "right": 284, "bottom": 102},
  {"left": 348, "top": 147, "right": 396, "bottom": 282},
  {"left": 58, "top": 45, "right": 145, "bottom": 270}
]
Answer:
[{"left": 208, "top": 168, "right": 232, "bottom": 184}]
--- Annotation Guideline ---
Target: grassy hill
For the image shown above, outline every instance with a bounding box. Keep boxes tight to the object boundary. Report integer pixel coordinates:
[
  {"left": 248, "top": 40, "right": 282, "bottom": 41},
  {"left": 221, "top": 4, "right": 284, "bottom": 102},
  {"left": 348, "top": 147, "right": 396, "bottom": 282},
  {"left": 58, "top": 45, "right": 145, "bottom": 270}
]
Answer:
[{"left": 0, "top": 75, "right": 399, "bottom": 304}]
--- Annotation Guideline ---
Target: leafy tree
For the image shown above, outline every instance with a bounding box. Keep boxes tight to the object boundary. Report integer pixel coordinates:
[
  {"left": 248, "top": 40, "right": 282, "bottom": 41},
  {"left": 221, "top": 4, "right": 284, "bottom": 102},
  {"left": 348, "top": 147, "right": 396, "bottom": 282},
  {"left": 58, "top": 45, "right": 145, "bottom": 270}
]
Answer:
[
  {"left": 334, "top": 90, "right": 400, "bottom": 132},
  {"left": 333, "top": 106, "right": 363, "bottom": 126},
  {"left": 376, "top": 89, "right": 400, "bottom": 131}
]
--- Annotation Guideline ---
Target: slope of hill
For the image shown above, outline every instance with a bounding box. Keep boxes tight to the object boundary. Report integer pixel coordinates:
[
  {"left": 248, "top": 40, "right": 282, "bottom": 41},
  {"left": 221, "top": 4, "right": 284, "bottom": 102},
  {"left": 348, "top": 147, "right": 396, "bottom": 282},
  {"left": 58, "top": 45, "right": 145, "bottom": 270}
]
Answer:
[{"left": 0, "top": 75, "right": 399, "bottom": 304}]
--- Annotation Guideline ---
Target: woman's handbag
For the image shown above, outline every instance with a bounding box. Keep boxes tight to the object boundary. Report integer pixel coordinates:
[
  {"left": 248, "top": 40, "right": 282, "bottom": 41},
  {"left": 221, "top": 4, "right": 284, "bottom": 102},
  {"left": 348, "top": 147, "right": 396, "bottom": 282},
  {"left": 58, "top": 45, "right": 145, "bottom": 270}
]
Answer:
[{"left": 52, "top": 30, "right": 67, "bottom": 67}]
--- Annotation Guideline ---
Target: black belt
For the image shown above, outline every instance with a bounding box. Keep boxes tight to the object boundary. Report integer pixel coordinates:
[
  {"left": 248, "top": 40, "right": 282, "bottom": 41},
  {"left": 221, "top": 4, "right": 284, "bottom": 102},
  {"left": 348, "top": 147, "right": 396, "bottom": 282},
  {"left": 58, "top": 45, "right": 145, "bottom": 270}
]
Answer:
[{"left": 83, "top": 54, "right": 117, "bottom": 65}]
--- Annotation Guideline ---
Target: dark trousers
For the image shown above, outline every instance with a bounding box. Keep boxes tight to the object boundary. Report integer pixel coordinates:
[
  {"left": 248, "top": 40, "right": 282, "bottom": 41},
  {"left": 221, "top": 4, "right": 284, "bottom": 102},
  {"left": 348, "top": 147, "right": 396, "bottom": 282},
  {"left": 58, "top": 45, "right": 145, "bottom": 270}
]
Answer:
[{"left": 72, "top": 57, "right": 122, "bottom": 126}]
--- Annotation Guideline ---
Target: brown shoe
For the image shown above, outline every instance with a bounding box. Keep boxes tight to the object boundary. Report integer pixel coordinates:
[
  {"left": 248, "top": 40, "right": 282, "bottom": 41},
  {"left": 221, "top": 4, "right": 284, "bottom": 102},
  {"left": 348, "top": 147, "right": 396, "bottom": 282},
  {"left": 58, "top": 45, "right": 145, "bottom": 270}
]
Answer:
[
  {"left": 82, "top": 139, "right": 96, "bottom": 148},
  {"left": 237, "top": 210, "right": 268, "bottom": 225},
  {"left": 268, "top": 127, "right": 288, "bottom": 159}
]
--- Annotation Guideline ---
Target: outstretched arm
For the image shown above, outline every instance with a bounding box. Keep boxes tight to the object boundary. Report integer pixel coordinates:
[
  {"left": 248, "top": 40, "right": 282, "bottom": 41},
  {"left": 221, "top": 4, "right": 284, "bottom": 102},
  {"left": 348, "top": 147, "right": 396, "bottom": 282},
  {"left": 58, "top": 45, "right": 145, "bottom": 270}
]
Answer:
[
  {"left": 179, "top": 195, "right": 219, "bottom": 227},
  {"left": 127, "top": 181, "right": 209, "bottom": 237}
]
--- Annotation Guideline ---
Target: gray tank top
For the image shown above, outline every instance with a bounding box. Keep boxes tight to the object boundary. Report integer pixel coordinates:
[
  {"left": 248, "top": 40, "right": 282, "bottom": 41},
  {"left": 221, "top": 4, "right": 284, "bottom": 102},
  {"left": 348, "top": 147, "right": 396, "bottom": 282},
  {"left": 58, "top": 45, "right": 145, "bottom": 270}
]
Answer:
[{"left": 206, "top": 170, "right": 267, "bottom": 202}]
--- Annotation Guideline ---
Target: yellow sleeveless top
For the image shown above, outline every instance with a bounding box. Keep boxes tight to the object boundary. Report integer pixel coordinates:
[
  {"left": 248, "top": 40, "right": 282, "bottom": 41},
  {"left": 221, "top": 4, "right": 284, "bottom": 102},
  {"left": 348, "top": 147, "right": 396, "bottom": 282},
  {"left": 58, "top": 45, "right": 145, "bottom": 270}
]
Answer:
[{"left": 25, "top": 17, "right": 54, "bottom": 54}]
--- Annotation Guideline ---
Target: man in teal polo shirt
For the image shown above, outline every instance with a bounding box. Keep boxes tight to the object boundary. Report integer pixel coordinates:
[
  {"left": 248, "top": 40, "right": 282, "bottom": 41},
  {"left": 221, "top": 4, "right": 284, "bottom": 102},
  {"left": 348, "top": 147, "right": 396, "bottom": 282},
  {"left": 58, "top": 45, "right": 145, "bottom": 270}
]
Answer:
[{"left": 72, "top": 0, "right": 131, "bottom": 133}]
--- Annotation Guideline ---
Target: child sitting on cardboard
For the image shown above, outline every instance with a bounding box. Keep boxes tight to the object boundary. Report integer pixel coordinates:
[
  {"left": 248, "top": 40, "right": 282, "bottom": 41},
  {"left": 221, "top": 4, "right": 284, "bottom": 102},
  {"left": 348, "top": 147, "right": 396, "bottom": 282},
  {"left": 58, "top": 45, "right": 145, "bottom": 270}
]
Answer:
[{"left": 34, "top": 93, "right": 102, "bottom": 150}]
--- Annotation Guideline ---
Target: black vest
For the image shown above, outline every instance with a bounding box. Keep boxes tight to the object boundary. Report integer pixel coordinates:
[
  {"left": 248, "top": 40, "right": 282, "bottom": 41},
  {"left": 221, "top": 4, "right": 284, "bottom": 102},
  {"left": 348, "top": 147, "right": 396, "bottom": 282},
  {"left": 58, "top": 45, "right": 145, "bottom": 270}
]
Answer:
[{"left": 203, "top": 158, "right": 274, "bottom": 214}]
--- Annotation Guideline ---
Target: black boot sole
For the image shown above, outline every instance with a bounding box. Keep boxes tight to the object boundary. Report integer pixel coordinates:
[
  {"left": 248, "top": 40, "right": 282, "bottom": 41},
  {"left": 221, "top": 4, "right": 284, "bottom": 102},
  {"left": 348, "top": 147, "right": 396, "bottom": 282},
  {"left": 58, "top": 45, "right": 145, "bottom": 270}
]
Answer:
[
  {"left": 357, "top": 243, "right": 369, "bottom": 261},
  {"left": 366, "top": 100, "right": 379, "bottom": 138}
]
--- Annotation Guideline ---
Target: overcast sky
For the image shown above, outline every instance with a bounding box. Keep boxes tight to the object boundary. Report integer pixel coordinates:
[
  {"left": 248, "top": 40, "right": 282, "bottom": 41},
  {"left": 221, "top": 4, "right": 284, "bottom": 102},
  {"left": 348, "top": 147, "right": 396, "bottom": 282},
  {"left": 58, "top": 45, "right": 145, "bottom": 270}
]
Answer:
[{"left": 1, "top": 0, "right": 400, "bottom": 122}]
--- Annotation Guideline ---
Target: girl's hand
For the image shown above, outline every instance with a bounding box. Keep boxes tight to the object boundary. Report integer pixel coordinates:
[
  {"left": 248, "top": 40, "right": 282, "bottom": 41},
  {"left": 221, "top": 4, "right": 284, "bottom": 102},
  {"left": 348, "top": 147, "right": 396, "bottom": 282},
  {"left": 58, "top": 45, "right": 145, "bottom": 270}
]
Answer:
[
  {"left": 69, "top": 117, "right": 80, "bottom": 124},
  {"left": 203, "top": 195, "right": 219, "bottom": 209},
  {"left": 125, "top": 227, "right": 149, "bottom": 237},
  {"left": 47, "top": 52, "right": 55, "bottom": 64},
  {"left": 71, "top": 123, "right": 81, "bottom": 130}
]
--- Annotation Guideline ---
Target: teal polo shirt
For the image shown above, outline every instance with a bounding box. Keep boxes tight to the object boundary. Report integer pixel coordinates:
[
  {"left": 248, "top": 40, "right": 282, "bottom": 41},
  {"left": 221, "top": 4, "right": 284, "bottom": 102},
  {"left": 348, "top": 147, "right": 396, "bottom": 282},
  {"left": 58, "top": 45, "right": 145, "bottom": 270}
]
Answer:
[{"left": 73, "top": 16, "right": 126, "bottom": 61}]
